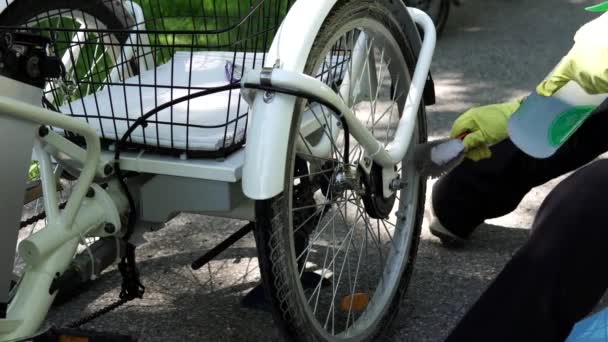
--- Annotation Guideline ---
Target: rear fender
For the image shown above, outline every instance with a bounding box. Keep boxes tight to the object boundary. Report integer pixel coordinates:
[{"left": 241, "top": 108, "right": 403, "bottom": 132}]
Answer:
[
  {"left": 242, "top": 0, "right": 338, "bottom": 200},
  {"left": 242, "top": 0, "right": 427, "bottom": 200}
]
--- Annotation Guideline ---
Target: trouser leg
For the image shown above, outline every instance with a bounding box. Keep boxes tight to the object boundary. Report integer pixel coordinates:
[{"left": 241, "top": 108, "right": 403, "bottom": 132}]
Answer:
[
  {"left": 432, "top": 104, "right": 608, "bottom": 239},
  {"left": 446, "top": 159, "right": 608, "bottom": 342}
]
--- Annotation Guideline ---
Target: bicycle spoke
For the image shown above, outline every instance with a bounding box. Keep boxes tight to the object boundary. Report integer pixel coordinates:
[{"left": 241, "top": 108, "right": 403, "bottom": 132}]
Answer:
[{"left": 283, "top": 20, "right": 421, "bottom": 337}]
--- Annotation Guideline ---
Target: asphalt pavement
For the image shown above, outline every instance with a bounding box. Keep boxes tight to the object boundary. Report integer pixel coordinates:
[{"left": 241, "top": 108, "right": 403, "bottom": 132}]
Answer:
[{"left": 46, "top": 0, "right": 601, "bottom": 341}]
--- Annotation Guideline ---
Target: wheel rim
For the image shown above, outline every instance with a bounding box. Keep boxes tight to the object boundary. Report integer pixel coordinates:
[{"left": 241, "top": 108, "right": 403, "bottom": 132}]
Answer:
[{"left": 286, "top": 18, "right": 422, "bottom": 339}]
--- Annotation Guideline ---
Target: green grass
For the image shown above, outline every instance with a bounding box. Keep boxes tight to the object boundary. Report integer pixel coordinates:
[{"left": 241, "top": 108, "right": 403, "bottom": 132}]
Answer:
[
  {"left": 135, "top": 0, "right": 294, "bottom": 61},
  {"left": 28, "top": 162, "right": 40, "bottom": 182}
]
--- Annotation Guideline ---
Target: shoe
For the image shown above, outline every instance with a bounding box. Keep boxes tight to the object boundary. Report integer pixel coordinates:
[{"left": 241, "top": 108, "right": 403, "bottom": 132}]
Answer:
[{"left": 425, "top": 204, "right": 466, "bottom": 248}]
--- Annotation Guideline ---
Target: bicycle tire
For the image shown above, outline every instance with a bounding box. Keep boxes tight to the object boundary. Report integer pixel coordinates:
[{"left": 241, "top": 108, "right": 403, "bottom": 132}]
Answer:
[
  {"left": 254, "top": 0, "right": 428, "bottom": 340},
  {"left": 405, "top": 0, "right": 450, "bottom": 36},
  {"left": 0, "top": 0, "right": 133, "bottom": 32}
]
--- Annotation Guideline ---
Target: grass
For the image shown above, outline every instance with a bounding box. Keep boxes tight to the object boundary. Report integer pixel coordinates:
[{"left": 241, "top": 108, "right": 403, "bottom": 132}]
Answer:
[{"left": 137, "top": 0, "right": 294, "bottom": 61}]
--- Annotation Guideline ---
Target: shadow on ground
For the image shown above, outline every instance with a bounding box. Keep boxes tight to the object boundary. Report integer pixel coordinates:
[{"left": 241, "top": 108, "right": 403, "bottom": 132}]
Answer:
[
  {"left": 48, "top": 219, "right": 530, "bottom": 342},
  {"left": 391, "top": 223, "right": 530, "bottom": 342}
]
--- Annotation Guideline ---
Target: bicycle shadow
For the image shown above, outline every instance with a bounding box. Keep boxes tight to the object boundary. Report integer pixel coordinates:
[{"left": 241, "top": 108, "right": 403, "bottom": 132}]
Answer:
[
  {"left": 47, "top": 218, "right": 531, "bottom": 342},
  {"left": 47, "top": 214, "right": 284, "bottom": 341}
]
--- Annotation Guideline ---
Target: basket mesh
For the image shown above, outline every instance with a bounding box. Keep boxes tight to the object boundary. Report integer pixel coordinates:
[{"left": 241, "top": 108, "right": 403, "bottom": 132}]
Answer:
[{"left": 0, "top": 0, "right": 295, "bottom": 157}]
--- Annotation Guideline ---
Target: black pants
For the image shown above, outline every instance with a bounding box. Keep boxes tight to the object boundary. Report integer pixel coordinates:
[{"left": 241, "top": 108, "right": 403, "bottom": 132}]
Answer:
[{"left": 434, "top": 101, "right": 608, "bottom": 341}]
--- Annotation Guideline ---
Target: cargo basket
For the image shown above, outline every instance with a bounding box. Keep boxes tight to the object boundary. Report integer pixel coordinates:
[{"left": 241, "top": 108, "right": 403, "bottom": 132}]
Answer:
[{"left": 0, "top": 0, "right": 295, "bottom": 158}]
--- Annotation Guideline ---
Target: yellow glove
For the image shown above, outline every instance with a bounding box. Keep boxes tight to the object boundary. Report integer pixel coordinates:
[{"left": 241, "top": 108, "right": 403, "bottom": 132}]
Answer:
[
  {"left": 537, "top": 12, "right": 608, "bottom": 96},
  {"left": 450, "top": 100, "right": 522, "bottom": 161}
]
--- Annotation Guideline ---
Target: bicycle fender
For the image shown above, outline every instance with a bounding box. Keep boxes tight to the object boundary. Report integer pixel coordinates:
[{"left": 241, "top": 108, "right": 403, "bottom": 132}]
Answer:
[
  {"left": 242, "top": 0, "right": 429, "bottom": 200},
  {"left": 242, "top": 0, "right": 338, "bottom": 200}
]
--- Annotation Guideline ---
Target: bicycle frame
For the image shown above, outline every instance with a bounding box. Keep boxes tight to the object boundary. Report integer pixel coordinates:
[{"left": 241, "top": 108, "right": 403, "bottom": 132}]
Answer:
[
  {"left": 0, "top": 79, "right": 129, "bottom": 340},
  {"left": 0, "top": 1, "right": 435, "bottom": 340},
  {"left": 241, "top": 3, "right": 436, "bottom": 199}
]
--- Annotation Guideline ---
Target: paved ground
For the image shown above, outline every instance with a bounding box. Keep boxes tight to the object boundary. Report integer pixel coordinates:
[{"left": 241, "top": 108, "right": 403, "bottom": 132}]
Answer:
[{"left": 46, "top": 0, "right": 601, "bottom": 341}]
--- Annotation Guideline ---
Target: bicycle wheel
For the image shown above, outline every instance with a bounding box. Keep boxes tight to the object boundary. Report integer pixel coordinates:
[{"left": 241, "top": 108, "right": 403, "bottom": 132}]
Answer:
[
  {"left": 405, "top": 0, "right": 450, "bottom": 35},
  {"left": 254, "top": 0, "right": 427, "bottom": 340},
  {"left": 1, "top": 0, "right": 133, "bottom": 305}
]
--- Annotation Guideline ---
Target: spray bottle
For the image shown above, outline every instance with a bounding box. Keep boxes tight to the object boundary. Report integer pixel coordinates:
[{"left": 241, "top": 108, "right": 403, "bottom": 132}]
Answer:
[{"left": 508, "top": 81, "right": 607, "bottom": 159}]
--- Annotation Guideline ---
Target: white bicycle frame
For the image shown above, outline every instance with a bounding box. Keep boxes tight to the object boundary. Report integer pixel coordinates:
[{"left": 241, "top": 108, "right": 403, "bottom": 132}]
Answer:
[
  {"left": 0, "top": 1, "right": 435, "bottom": 340},
  {"left": 241, "top": 1, "right": 436, "bottom": 199}
]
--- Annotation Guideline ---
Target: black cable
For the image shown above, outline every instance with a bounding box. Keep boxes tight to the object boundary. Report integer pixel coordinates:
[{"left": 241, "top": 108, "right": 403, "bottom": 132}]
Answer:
[
  {"left": 113, "top": 83, "right": 241, "bottom": 241},
  {"left": 242, "top": 83, "right": 350, "bottom": 164},
  {"left": 114, "top": 81, "right": 349, "bottom": 241}
]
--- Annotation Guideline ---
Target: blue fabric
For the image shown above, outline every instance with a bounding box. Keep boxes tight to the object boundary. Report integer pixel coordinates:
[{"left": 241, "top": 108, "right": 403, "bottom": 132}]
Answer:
[{"left": 567, "top": 308, "right": 608, "bottom": 341}]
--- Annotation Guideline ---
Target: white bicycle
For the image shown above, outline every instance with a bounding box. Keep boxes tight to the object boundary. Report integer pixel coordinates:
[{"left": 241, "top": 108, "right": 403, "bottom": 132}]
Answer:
[{"left": 0, "top": 0, "right": 436, "bottom": 340}]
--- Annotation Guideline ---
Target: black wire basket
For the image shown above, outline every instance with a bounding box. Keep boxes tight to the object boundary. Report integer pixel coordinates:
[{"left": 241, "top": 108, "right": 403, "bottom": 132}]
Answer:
[{"left": 0, "top": 0, "right": 295, "bottom": 158}]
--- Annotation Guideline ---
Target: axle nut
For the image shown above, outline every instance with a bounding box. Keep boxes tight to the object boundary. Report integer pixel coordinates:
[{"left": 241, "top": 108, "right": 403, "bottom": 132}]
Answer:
[{"left": 104, "top": 223, "right": 116, "bottom": 234}]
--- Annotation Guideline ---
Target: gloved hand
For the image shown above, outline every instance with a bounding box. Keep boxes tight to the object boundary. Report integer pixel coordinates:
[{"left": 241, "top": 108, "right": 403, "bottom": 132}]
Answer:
[
  {"left": 536, "top": 12, "right": 608, "bottom": 96},
  {"left": 450, "top": 100, "right": 522, "bottom": 161}
]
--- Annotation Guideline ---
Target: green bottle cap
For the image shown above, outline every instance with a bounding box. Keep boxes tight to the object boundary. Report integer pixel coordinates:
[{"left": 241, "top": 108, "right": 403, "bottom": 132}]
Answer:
[{"left": 586, "top": 1, "right": 608, "bottom": 12}]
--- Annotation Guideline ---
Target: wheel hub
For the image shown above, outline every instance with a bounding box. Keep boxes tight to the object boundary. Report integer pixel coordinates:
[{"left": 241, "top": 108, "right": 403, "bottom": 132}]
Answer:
[
  {"left": 317, "top": 161, "right": 364, "bottom": 199},
  {"left": 361, "top": 163, "right": 397, "bottom": 219}
]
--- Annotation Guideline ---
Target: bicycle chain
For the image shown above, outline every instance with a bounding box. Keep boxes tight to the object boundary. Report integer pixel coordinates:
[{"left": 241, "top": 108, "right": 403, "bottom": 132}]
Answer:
[
  {"left": 65, "top": 243, "right": 145, "bottom": 329},
  {"left": 19, "top": 194, "right": 145, "bottom": 331},
  {"left": 66, "top": 298, "right": 128, "bottom": 328},
  {"left": 19, "top": 201, "right": 67, "bottom": 229}
]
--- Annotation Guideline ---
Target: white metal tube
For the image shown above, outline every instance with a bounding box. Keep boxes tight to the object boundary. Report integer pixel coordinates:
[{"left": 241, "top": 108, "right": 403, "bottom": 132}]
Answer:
[
  {"left": 61, "top": 31, "right": 87, "bottom": 75},
  {"left": 243, "top": 8, "right": 435, "bottom": 167},
  {"left": 33, "top": 141, "right": 59, "bottom": 223},
  {"left": 386, "top": 7, "right": 436, "bottom": 161},
  {"left": 18, "top": 196, "right": 106, "bottom": 265},
  {"left": 244, "top": 68, "right": 395, "bottom": 168},
  {"left": 0, "top": 95, "right": 101, "bottom": 228},
  {"left": 18, "top": 181, "right": 126, "bottom": 265},
  {"left": 3, "top": 238, "right": 79, "bottom": 340},
  {"left": 40, "top": 129, "right": 109, "bottom": 179},
  {"left": 124, "top": 1, "right": 155, "bottom": 72}
]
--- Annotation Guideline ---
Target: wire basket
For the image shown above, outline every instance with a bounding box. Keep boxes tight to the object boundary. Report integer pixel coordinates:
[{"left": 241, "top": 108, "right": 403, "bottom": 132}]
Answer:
[{"left": 0, "top": 0, "right": 295, "bottom": 158}]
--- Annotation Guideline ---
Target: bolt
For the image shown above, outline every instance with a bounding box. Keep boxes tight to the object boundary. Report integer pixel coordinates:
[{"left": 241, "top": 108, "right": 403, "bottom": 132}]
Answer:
[
  {"left": 38, "top": 125, "right": 49, "bottom": 137},
  {"left": 86, "top": 187, "right": 95, "bottom": 198},
  {"left": 104, "top": 223, "right": 116, "bottom": 234},
  {"left": 395, "top": 210, "right": 407, "bottom": 221},
  {"left": 263, "top": 91, "right": 275, "bottom": 103},
  {"left": 363, "top": 157, "right": 371, "bottom": 167},
  {"left": 104, "top": 164, "right": 114, "bottom": 176},
  {"left": 390, "top": 178, "right": 407, "bottom": 191},
  {"left": 337, "top": 120, "right": 343, "bottom": 129},
  {"left": 3, "top": 33, "right": 12, "bottom": 48}
]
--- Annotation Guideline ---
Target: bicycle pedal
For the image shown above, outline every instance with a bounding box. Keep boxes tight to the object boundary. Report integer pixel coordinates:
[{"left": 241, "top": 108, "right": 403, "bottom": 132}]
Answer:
[{"left": 32, "top": 327, "right": 136, "bottom": 342}]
